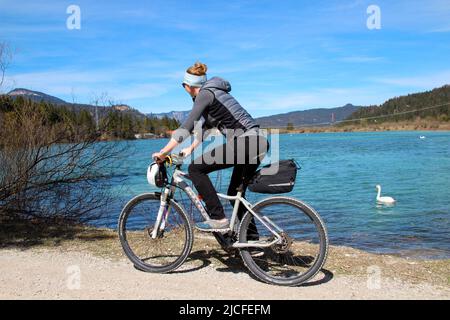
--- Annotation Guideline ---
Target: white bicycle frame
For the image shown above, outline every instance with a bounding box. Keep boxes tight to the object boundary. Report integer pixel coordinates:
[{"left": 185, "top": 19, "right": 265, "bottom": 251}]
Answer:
[{"left": 151, "top": 167, "right": 285, "bottom": 248}]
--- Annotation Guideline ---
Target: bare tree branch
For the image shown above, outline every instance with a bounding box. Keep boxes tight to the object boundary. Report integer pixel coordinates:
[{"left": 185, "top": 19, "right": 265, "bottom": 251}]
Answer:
[
  {"left": 0, "top": 42, "right": 13, "bottom": 92},
  {"left": 0, "top": 98, "right": 130, "bottom": 224}
]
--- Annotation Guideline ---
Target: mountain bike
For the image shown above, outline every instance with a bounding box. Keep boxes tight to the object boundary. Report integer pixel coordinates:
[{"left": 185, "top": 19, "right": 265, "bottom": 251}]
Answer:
[{"left": 118, "top": 154, "right": 328, "bottom": 286}]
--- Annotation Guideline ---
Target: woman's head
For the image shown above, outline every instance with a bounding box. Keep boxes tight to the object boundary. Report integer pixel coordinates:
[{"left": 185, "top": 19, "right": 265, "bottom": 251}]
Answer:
[{"left": 183, "top": 62, "right": 208, "bottom": 97}]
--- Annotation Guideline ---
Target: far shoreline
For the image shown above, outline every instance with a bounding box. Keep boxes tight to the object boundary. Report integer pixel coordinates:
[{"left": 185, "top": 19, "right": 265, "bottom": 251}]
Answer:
[
  {"left": 277, "top": 128, "right": 450, "bottom": 135},
  {"left": 91, "top": 122, "right": 450, "bottom": 142},
  {"left": 264, "top": 121, "right": 450, "bottom": 135}
]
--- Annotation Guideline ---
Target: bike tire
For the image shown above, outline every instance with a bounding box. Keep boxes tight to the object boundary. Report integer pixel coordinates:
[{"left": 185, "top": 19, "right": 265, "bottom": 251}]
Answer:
[
  {"left": 118, "top": 193, "right": 194, "bottom": 273},
  {"left": 238, "top": 196, "right": 328, "bottom": 286}
]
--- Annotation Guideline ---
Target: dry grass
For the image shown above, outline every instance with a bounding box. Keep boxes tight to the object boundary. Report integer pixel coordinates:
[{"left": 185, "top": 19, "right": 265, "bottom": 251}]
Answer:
[{"left": 325, "top": 245, "right": 450, "bottom": 287}]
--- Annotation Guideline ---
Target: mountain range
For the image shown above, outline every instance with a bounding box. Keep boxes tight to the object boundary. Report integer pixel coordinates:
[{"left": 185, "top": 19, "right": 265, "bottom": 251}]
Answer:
[
  {"left": 149, "top": 104, "right": 361, "bottom": 128},
  {"left": 255, "top": 104, "right": 361, "bottom": 128},
  {"left": 7, "top": 88, "right": 359, "bottom": 127},
  {"left": 8, "top": 88, "right": 68, "bottom": 105},
  {"left": 5, "top": 88, "right": 147, "bottom": 120},
  {"left": 147, "top": 110, "right": 191, "bottom": 123},
  {"left": 131, "top": 85, "right": 450, "bottom": 127},
  {"left": 5, "top": 85, "right": 450, "bottom": 128}
]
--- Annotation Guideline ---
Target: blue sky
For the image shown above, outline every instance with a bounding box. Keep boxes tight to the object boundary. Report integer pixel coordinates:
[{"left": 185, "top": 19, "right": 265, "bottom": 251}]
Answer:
[{"left": 1, "top": 0, "right": 450, "bottom": 117}]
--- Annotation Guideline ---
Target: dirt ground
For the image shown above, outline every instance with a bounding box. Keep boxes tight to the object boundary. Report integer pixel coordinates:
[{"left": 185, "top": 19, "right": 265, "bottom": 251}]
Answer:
[{"left": 0, "top": 228, "right": 449, "bottom": 300}]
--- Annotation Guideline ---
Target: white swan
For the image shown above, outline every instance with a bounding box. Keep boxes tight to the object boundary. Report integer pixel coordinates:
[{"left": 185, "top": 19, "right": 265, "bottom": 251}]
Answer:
[{"left": 376, "top": 185, "right": 396, "bottom": 205}]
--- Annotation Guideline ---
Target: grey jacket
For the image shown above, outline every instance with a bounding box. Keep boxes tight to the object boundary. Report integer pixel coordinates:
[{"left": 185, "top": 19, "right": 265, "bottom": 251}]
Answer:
[{"left": 173, "top": 77, "right": 259, "bottom": 143}]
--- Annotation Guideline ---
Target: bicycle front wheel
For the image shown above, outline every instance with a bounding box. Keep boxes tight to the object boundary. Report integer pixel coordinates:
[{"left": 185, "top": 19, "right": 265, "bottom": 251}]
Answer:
[
  {"left": 239, "top": 197, "right": 328, "bottom": 286},
  {"left": 118, "top": 193, "right": 193, "bottom": 273}
]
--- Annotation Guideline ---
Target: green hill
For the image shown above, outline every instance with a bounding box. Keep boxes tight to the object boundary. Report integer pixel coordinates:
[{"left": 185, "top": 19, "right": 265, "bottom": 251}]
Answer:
[{"left": 344, "top": 85, "right": 450, "bottom": 125}]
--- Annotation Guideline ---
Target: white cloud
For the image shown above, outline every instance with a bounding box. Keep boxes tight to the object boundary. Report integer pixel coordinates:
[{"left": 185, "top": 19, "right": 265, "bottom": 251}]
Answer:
[
  {"left": 428, "top": 26, "right": 450, "bottom": 33},
  {"left": 243, "top": 86, "right": 390, "bottom": 114},
  {"left": 213, "top": 58, "right": 313, "bottom": 75},
  {"left": 0, "top": 0, "right": 63, "bottom": 16},
  {"left": 373, "top": 70, "right": 450, "bottom": 89},
  {"left": 338, "top": 56, "right": 385, "bottom": 63},
  {"left": 0, "top": 24, "right": 64, "bottom": 34},
  {"left": 109, "top": 83, "right": 168, "bottom": 101},
  {"left": 4, "top": 68, "right": 169, "bottom": 104}
]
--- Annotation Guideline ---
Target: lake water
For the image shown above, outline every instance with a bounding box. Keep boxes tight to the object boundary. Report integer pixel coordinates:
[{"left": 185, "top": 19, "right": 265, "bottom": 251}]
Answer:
[{"left": 93, "top": 131, "right": 450, "bottom": 259}]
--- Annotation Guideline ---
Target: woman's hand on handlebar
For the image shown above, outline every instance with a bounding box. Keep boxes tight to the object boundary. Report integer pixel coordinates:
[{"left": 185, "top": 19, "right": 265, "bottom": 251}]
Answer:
[{"left": 152, "top": 152, "right": 167, "bottom": 163}]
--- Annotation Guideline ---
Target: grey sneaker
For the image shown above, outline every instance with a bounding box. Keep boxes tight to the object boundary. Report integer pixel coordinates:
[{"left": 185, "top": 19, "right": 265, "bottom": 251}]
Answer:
[{"left": 195, "top": 219, "right": 230, "bottom": 232}]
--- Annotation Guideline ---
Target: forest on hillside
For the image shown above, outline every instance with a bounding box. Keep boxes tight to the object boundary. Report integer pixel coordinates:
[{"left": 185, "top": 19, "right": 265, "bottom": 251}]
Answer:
[
  {"left": 0, "top": 95, "right": 180, "bottom": 142},
  {"left": 343, "top": 85, "right": 450, "bottom": 125}
]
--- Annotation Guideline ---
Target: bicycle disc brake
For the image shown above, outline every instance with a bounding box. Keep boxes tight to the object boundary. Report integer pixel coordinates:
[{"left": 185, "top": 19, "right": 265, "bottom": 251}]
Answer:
[{"left": 145, "top": 226, "right": 165, "bottom": 239}]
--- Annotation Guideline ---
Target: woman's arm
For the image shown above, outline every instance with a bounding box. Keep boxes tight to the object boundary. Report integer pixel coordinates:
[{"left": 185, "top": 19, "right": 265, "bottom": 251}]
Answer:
[
  {"left": 152, "top": 138, "right": 179, "bottom": 160},
  {"left": 152, "top": 135, "right": 201, "bottom": 161},
  {"left": 153, "top": 90, "right": 213, "bottom": 160},
  {"left": 172, "top": 90, "right": 214, "bottom": 143},
  {"left": 181, "top": 138, "right": 202, "bottom": 156}
]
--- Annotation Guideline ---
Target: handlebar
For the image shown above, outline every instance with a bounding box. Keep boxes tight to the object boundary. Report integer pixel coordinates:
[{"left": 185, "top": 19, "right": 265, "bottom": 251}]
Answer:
[{"left": 153, "top": 152, "right": 185, "bottom": 166}]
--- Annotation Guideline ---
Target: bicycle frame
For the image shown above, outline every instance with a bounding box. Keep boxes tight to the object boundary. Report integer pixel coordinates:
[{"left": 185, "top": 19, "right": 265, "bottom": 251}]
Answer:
[{"left": 151, "top": 166, "right": 284, "bottom": 248}]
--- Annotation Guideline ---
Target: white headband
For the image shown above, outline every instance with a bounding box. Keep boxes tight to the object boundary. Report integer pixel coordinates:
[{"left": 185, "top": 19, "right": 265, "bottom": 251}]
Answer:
[{"left": 183, "top": 72, "right": 207, "bottom": 88}]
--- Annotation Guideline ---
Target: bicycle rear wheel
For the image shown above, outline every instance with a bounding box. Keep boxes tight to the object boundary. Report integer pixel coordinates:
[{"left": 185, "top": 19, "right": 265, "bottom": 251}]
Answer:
[
  {"left": 118, "top": 193, "right": 193, "bottom": 273},
  {"left": 238, "top": 197, "right": 328, "bottom": 286}
]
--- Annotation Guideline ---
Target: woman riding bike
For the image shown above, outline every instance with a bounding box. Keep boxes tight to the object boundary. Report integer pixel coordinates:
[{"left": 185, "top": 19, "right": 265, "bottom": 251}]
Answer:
[
  {"left": 152, "top": 62, "right": 269, "bottom": 235},
  {"left": 121, "top": 64, "right": 328, "bottom": 284}
]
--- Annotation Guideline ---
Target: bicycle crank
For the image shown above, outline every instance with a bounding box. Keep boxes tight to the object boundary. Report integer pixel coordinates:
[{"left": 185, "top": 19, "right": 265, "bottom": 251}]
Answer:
[{"left": 271, "top": 232, "right": 293, "bottom": 254}]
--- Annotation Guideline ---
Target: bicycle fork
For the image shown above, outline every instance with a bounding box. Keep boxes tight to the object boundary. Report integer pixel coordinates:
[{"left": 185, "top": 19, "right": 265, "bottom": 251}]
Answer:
[{"left": 151, "top": 188, "right": 172, "bottom": 239}]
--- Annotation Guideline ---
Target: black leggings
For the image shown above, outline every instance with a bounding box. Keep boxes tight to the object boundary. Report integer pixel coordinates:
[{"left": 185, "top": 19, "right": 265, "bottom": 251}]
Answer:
[{"left": 188, "top": 135, "right": 269, "bottom": 237}]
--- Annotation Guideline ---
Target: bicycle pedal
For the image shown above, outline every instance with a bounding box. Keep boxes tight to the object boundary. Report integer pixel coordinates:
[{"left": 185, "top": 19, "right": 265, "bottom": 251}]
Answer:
[{"left": 248, "top": 248, "right": 265, "bottom": 257}]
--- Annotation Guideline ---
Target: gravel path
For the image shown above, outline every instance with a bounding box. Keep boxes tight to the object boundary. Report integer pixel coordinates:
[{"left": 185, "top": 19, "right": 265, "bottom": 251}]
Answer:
[{"left": 1, "top": 248, "right": 449, "bottom": 300}]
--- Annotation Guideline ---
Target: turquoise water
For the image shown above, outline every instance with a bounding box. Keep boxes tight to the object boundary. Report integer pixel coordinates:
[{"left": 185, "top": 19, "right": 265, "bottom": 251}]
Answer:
[{"left": 96, "top": 131, "right": 450, "bottom": 259}]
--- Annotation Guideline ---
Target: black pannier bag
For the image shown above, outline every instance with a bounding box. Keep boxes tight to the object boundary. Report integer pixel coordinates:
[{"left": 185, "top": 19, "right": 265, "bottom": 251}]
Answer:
[{"left": 248, "top": 159, "right": 300, "bottom": 194}]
